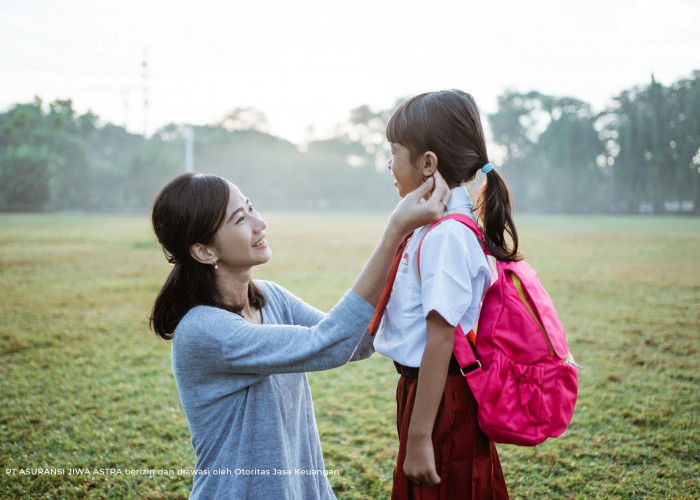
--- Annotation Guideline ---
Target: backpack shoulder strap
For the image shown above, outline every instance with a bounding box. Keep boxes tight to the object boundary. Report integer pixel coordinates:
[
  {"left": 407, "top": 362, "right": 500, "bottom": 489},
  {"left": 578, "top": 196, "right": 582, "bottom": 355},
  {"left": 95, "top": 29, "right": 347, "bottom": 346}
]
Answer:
[
  {"left": 415, "top": 213, "right": 488, "bottom": 283},
  {"left": 454, "top": 325, "right": 486, "bottom": 402},
  {"left": 415, "top": 213, "right": 490, "bottom": 404}
]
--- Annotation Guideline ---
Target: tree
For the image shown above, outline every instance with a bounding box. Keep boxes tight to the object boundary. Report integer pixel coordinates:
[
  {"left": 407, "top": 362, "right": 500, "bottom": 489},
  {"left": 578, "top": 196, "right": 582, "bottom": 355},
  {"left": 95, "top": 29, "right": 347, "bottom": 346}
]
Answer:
[
  {"left": 215, "top": 107, "right": 269, "bottom": 133},
  {"left": 533, "top": 98, "right": 605, "bottom": 212},
  {"left": 0, "top": 144, "right": 56, "bottom": 209},
  {"left": 607, "top": 72, "right": 700, "bottom": 212},
  {"left": 489, "top": 91, "right": 610, "bottom": 212},
  {"left": 0, "top": 98, "right": 58, "bottom": 209}
]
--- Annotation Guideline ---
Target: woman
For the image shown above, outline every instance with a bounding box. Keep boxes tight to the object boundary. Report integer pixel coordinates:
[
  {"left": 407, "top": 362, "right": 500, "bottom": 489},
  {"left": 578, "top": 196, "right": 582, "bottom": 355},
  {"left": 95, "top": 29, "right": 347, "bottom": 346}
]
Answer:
[{"left": 150, "top": 171, "right": 449, "bottom": 499}]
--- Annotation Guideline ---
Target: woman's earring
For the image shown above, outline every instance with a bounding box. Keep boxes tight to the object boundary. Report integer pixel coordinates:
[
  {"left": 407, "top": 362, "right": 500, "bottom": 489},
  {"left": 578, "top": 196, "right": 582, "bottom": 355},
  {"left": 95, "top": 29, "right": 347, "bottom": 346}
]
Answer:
[{"left": 213, "top": 261, "right": 219, "bottom": 270}]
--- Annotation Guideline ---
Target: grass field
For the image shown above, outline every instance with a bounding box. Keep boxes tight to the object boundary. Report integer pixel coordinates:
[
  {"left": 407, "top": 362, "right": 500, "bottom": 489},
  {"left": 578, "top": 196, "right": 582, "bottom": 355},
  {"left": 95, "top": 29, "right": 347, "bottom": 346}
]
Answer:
[{"left": 1, "top": 212, "right": 698, "bottom": 499}]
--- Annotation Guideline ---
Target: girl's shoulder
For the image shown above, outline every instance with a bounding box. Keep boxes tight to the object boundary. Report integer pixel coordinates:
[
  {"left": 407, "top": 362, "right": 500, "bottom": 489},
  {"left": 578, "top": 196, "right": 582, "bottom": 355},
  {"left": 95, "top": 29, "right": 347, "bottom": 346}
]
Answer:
[
  {"left": 418, "top": 215, "right": 488, "bottom": 272},
  {"left": 421, "top": 215, "right": 480, "bottom": 247}
]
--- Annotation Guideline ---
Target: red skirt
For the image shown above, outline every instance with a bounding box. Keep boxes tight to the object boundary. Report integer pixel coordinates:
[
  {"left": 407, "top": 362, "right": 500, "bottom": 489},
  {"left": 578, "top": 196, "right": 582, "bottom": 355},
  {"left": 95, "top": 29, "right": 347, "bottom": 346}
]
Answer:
[{"left": 392, "top": 372, "right": 509, "bottom": 500}]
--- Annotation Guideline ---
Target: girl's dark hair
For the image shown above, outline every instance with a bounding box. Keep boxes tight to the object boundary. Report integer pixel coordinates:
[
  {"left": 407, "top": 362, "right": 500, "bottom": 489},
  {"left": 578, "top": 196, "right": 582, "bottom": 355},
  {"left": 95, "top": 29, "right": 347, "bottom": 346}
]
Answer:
[
  {"left": 150, "top": 173, "right": 266, "bottom": 339},
  {"left": 386, "top": 89, "right": 520, "bottom": 261}
]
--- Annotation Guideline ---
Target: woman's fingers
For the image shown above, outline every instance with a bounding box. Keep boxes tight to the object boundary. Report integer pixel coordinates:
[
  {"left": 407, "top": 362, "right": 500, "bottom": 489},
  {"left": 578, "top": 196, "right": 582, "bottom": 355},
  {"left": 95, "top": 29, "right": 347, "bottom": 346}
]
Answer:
[
  {"left": 411, "top": 175, "right": 435, "bottom": 198},
  {"left": 388, "top": 171, "right": 452, "bottom": 236},
  {"left": 429, "top": 170, "right": 451, "bottom": 209}
]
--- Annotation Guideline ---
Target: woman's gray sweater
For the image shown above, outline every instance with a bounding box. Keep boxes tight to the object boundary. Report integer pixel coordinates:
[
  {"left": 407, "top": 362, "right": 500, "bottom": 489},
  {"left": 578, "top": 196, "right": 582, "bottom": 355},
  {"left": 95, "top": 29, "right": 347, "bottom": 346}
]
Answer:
[{"left": 171, "top": 280, "right": 375, "bottom": 499}]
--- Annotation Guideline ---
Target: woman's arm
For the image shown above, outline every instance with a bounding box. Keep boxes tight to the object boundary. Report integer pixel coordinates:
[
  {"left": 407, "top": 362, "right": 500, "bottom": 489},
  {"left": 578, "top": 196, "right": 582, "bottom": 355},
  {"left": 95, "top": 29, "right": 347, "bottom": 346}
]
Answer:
[
  {"left": 270, "top": 281, "right": 373, "bottom": 361},
  {"left": 403, "top": 311, "right": 455, "bottom": 485},
  {"left": 194, "top": 290, "right": 377, "bottom": 375},
  {"left": 180, "top": 173, "right": 450, "bottom": 376}
]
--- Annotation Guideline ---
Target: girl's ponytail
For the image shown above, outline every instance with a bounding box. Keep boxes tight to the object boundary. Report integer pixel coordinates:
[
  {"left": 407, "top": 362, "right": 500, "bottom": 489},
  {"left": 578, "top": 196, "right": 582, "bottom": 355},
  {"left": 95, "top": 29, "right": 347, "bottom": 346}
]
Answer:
[{"left": 476, "top": 168, "right": 520, "bottom": 262}]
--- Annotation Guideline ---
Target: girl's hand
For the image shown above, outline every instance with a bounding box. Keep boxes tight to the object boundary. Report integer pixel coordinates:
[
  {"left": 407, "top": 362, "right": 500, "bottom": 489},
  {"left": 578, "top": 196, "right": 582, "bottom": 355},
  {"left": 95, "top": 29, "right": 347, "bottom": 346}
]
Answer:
[
  {"left": 387, "top": 170, "right": 450, "bottom": 238},
  {"left": 403, "top": 434, "right": 441, "bottom": 486}
]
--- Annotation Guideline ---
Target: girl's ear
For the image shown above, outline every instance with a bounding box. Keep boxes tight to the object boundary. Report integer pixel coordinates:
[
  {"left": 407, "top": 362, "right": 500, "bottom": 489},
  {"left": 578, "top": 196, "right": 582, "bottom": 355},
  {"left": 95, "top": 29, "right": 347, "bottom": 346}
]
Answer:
[
  {"left": 420, "top": 151, "right": 438, "bottom": 178},
  {"left": 189, "top": 242, "right": 218, "bottom": 266}
]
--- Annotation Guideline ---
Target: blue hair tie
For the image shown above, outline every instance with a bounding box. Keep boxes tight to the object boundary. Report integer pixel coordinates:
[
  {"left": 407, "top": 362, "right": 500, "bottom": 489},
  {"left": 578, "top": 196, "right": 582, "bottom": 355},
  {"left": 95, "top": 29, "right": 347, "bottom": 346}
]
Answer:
[{"left": 481, "top": 163, "right": 494, "bottom": 174}]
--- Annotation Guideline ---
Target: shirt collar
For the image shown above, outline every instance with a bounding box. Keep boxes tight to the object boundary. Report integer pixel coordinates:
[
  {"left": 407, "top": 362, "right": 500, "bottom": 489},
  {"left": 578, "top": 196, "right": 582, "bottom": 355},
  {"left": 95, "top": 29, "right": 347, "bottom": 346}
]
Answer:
[{"left": 444, "top": 186, "right": 473, "bottom": 214}]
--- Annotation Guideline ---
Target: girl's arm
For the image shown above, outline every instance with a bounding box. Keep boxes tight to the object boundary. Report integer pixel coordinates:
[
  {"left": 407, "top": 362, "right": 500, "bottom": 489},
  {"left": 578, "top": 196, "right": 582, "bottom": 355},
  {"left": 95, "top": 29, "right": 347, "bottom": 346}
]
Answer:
[{"left": 403, "top": 310, "right": 455, "bottom": 485}]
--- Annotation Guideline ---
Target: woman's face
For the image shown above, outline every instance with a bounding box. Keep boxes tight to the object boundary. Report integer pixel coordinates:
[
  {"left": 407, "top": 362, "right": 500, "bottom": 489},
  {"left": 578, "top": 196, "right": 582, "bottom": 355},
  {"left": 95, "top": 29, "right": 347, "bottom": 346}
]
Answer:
[
  {"left": 387, "top": 142, "right": 422, "bottom": 198},
  {"left": 211, "top": 183, "right": 271, "bottom": 271}
]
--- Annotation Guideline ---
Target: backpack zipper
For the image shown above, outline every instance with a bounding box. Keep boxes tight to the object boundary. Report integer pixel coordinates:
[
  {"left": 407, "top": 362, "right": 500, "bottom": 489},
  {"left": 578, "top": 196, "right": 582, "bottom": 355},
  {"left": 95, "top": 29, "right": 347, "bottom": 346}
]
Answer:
[
  {"left": 508, "top": 271, "right": 555, "bottom": 356},
  {"left": 564, "top": 352, "right": 582, "bottom": 369}
]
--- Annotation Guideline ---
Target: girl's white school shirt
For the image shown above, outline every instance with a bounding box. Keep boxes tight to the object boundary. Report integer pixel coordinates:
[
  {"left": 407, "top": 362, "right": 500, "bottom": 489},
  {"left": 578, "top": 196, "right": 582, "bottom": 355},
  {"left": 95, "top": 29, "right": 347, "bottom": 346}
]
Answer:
[{"left": 374, "top": 186, "right": 493, "bottom": 368}]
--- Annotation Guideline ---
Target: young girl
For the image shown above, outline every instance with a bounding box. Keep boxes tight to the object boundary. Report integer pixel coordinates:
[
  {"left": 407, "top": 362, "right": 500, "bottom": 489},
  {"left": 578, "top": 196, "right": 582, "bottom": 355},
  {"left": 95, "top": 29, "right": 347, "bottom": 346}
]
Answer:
[{"left": 372, "top": 89, "right": 517, "bottom": 499}]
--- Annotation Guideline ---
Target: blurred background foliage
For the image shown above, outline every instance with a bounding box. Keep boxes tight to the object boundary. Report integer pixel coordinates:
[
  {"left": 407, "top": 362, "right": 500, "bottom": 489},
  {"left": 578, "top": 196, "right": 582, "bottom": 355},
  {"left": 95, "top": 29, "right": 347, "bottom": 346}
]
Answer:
[{"left": 1, "top": 71, "right": 698, "bottom": 214}]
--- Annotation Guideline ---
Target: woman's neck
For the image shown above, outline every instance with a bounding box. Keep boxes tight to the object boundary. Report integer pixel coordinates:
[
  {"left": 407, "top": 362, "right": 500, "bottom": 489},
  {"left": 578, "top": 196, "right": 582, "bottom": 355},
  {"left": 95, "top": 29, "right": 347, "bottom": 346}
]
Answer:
[{"left": 215, "top": 268, "right": 255, "bottom": 314}]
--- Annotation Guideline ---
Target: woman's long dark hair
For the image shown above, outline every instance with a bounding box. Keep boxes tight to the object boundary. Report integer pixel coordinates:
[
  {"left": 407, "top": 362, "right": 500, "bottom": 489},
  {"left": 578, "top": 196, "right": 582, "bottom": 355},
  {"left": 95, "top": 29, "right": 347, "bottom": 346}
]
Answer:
[
  {"left": 150, "top": 173, "right": 266, "bottom": 339},
  {"left": 386, "top": 89, "right": 520, "bottom": 261}
]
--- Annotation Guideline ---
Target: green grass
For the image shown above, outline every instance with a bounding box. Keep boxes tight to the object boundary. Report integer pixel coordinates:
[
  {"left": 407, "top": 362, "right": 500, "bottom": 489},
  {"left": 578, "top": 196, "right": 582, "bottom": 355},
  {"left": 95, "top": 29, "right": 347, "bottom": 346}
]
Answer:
[{"left": 1, "top": 212, "right": 698, "bottom": 499}]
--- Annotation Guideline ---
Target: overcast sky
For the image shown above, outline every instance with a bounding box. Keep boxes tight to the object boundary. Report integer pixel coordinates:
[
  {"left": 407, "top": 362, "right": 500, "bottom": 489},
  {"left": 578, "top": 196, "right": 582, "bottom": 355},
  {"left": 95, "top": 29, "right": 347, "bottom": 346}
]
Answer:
[{"left": 1, "top": 0, "right": 698, "bottom": 144}]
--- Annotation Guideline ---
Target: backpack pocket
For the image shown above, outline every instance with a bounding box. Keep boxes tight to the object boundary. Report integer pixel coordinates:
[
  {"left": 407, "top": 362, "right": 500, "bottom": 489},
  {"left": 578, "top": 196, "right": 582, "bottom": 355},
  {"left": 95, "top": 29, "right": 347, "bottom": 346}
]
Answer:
[
  {"left": 478, "top": 353, "right": 562, "bottom": 446},
  {"left": 492, "top": 271, "right": 553, "bottom": 364},
  {"left": 508, "top": 271, "right": 554, "bottom": 356},
  {"left": 549, "top": 362, "right": 579, "bottom": 438},
  {"left": 500, "top": 260, "right": 569, "bottom": 359}
]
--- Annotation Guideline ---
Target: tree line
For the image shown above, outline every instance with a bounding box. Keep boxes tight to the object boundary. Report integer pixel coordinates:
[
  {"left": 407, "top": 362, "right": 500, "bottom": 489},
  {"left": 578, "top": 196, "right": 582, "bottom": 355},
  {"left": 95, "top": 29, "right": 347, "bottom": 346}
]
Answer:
[
  {"left": 1, "top": 71, "right": 698, "bottom": 213},
  {"left": 489, "top": 72, "right": 700, "bottom": 213}
]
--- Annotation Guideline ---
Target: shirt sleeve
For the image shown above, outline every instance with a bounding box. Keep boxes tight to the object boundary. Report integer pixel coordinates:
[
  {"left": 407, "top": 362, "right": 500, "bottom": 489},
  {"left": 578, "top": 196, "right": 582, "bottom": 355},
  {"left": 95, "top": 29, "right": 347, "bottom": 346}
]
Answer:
[
  {"left": 418, "top": 220, "right": 490, "bottom": 327},
  {"left": 191, "top": 290, "right": 375, "bottom": 375}
]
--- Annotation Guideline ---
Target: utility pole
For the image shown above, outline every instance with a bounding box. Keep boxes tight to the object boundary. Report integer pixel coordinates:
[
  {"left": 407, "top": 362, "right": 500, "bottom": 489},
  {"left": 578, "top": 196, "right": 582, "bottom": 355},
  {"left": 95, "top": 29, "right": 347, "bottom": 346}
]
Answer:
[
  {"left": 121, "top": 88, "right": 130, "bottom": 130},
  {"left": 185, "top": 124, "right": 194, "bottom": 173}
]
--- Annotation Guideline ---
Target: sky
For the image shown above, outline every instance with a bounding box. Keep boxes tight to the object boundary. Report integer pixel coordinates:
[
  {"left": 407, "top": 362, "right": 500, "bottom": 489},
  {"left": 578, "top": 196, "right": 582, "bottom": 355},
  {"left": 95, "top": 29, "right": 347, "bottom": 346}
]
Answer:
[{"left": 1, "top": 0, "right": 699, "bottom": 145}]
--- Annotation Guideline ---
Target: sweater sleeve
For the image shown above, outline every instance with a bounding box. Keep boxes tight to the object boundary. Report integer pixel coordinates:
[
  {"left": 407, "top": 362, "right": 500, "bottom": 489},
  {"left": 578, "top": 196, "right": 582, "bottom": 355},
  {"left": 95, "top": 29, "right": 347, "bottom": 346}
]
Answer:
[
  {"left": 183, "top": 290, "right": 375, "bottom": 375},
  {"left": 263, "top": 280, "right": 373, "bottom": 362},
  {"left": 281, "top": 285, "right": 326, "bottom": 328}
]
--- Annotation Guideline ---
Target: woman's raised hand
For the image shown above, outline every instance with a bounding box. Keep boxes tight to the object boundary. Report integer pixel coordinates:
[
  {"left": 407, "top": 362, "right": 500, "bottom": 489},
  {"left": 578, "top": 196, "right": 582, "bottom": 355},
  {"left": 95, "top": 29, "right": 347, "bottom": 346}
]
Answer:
[
  {"left": 388, "top": 170, "right": 451, "bottom": 238},
  {"left": 350, "top": 170, "right": 450, "bottom": 305}
]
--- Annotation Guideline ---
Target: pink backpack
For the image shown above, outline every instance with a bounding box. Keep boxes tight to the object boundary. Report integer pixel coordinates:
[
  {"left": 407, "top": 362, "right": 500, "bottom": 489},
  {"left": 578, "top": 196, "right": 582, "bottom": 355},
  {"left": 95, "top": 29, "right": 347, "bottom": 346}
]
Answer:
[{"left": 417, "top": 214, "right": 579, "bottom": 446}]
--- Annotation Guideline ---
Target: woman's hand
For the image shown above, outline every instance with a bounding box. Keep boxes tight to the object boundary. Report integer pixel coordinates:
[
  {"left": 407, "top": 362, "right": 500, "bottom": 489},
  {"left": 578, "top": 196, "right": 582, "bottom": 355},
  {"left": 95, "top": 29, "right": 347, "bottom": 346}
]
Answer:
[
  {"left": 403, "top": 434, "right": 441, "bottom": 486},
  {"left": 387, "top": 170, "right": 450, "bottom": 239},
  {"left": 349, "top": 170, "right": 450, "bottom": 306}
]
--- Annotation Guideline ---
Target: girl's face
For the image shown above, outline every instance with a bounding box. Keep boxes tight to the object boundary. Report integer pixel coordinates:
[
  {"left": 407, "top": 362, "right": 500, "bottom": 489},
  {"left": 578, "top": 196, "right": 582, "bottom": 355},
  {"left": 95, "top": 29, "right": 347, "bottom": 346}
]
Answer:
[
  {"left": 387, "top": 142, "right": 422, "bottom": 198},
  {"left": 211, "top": 183, "right": 271, "bottom": 271}
]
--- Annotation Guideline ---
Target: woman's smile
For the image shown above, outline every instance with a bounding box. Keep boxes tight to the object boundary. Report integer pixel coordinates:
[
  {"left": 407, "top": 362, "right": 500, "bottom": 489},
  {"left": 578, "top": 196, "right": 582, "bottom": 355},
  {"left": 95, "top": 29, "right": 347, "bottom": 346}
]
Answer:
[{"left": 252, "top": 235, "right": 267, "bottom": 248}]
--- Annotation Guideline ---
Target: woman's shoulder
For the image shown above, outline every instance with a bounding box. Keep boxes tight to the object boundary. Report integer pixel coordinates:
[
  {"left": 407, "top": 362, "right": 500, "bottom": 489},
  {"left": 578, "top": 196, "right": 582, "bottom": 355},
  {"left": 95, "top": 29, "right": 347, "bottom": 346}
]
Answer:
[
  {"left": 254, "top": 279, "right": 294, "bottom": 303},
  {"left": 175, "top": 305, "right": 242, "bottom": 338}
]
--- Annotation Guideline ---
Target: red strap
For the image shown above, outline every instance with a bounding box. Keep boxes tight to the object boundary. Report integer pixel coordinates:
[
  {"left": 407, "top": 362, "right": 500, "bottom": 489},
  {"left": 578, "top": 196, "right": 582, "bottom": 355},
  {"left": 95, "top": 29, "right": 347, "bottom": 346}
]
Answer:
[
  {"left": 453, "top": 325, "right": 484, "bottom": 402},
  {"left": 416, "top": 213, "right": 488, "bottom": 282},
  {"left": 368, "top": 233, "right": 412, "bottom": 335}
]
